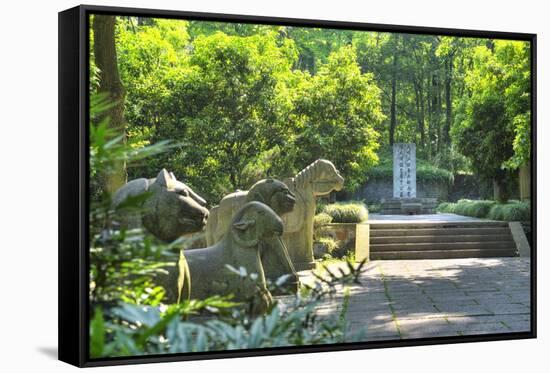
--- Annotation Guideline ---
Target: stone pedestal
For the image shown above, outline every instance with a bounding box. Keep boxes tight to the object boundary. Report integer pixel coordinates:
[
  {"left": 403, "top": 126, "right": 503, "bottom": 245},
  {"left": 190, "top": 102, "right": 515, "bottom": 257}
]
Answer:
[
  {"left": 381, "top": 197, "right": 437, "bottom": 215},
  {"left": 355, "top": 223, "right": 370, "bottom": 262}
]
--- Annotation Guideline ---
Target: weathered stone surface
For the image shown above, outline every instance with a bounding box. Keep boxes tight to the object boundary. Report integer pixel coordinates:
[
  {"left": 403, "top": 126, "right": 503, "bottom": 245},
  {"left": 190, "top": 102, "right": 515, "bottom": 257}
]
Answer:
[
  {"left": 204, "top": 178, "right": 298, "bottom": 289},
  {"left": 112, "top": 169, "right": 209, "bottom": 242},
  {"left": 205, "top": 178, "right": 296, "bottom": 245},
  {"left": 282, "top": 159, "right": 344, "bottom": 270},
  {"left": 161, "top": 202, "right": 293, "bottom": 315},
  {"left": 205, "top": 159, "right": 344, "bottom": 279},
  {"left": 393, "top": 143, "right": 416, "bottom": 198},
  {"left": 294, "top": 257, "right": 531, "bottom": 342},
  {"left": 355, "top": 223, "right": 370, "bottom": 262},
  {"left": 509, "top": 221, "right": 531, "bottom": 257}
]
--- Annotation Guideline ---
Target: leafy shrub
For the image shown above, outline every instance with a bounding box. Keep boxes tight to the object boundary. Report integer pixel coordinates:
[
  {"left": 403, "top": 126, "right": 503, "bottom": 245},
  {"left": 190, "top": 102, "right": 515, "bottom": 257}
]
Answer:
[
  {"left": 438, "top": 199, "right": 531, "bottom": 221},
  {"left": 436, "top": 202, "right": 454, "bottom": 213},
  {"left": 88, "top": 94, "right": 369, "bottom": 359},
  {"left": 313, "top": 237, "right": 339, "bottom": 259},
  {"left": 488, "top": 201, "right": 531, "bottom": 221},
  {"left": 454, "top": 199, "right": 496, "bottom": 218},
  {"left": 90, "top": 261, "right": 367, "bottom": 357},
  {"left": 313, "top": 212, "right": 333, "bottom": 239},
  {"left": 322, "top": 201, "right": 368, "bottom": 223},
  {"left": 314, "top": 212, "right": 333, "bottom": 228}
]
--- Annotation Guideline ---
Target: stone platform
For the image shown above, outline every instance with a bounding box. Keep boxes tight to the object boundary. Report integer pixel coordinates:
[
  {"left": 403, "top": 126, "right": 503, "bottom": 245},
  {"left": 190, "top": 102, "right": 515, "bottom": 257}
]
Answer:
[
  {"left": 381, "top": 197, "right": 438, "bottom": 215},
  {"left": 366, "top": 214, "right": 519, "bottom": 260},
  {"left": 298, "top": 258, "right": 531, "bottom": 341}
]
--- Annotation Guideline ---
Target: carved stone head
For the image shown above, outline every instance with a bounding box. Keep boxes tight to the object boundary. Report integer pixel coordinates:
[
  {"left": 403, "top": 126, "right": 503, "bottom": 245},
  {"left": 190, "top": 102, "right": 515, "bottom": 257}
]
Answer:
[
  {"left": 142, "top": 169, "right": 209, "bottom": 242},
  {"left": 245, "top": 178, "right": 296, "bottom": 216},
  {"left": 311, "top": 159, "right": 345, "bottom": 196},
  {"left": 230, "top": 201, "right": 284, "bottom": 248}
]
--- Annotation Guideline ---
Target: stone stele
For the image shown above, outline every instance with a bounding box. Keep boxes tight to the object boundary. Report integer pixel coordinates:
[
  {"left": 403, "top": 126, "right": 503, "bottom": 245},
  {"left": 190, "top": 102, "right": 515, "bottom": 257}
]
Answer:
[{"left": 393, "top": 143, "right": 417, "bottom": 199}]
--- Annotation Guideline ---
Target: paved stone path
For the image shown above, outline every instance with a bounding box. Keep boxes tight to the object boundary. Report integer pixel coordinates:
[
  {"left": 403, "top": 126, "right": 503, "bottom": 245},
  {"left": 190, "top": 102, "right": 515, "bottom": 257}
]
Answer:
[{"left": 301, "top": 258, "right": 531, "bottom": 341}]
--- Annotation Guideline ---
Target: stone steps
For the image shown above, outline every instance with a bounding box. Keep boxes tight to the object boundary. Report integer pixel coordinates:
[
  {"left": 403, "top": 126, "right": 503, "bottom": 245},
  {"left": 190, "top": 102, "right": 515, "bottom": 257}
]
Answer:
[
  {"left": 370, "top": 227, "right": 510, "bottom": 237},
  {"left": 371, "top": 249, "right": 518, "bottom": 260},
  {"left": 370, "top": 221, "right": 508, "bottom": 229},
  {"left": 371, "top": 234, "right": 512, "bottom": 244},
  {"left": 371, "top": 241, "right": 516, "bottom": 252},
  {"left": 369, "top": 221, "right": 518, "bottom": 260}
]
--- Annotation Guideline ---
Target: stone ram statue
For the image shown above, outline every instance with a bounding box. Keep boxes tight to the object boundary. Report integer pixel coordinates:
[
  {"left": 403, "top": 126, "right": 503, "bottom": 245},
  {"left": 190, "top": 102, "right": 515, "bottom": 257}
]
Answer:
[
  {"left": 112, "top": 169, "right": 209, "bottom": 242},
  {"left": 162, "top": 201, "right": 294, "bottom": 315},
  {"left": 204, "top": 178, "right": 298, "bottom": 290}
]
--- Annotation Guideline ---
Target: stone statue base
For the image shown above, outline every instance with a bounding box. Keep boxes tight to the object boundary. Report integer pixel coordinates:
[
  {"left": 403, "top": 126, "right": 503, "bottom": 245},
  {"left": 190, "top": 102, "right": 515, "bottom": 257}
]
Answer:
[
  {"left": 293, "top": 261, "right": 316, "bottom": 271},
  {"left": 381, "top": 197, "right": 437, "bottom": 215}
]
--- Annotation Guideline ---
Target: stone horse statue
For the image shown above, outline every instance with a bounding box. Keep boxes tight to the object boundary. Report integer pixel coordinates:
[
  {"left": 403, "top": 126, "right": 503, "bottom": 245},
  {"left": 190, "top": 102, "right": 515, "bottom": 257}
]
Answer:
[
  {"left": 161, "top": 201, "right": 294, "bottom": 315},
  {"left": 280, "top": 159, "right": 344, "bottom": 271},
  {"left": 112, "top": 169, "right": 209, "bottom": 242}
]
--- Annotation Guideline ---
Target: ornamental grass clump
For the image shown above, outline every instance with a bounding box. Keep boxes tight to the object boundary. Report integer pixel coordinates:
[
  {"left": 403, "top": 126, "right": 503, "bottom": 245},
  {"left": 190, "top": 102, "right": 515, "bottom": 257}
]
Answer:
[
  {"left": 322, "top": 201, "right": 368, "bottom": 223},
  {"left": 454, "top": 199, "right": 496, "bottom": 218}
]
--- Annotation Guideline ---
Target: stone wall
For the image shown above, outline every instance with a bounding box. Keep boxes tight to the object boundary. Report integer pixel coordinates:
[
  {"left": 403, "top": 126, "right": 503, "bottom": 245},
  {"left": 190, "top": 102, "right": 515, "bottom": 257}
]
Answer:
[
  {"left": 352, "top": 179, "right": 449, "bottom": 204},
  {"left": 448, "top": 174, "right": 490, "bottom": 202}
]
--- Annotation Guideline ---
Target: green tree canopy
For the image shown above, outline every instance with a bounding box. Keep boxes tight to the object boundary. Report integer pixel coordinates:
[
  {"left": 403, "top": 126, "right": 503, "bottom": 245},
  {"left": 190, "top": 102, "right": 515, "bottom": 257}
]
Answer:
[{"left": 293, "top": 46, "right": 384, "bottom": 191}]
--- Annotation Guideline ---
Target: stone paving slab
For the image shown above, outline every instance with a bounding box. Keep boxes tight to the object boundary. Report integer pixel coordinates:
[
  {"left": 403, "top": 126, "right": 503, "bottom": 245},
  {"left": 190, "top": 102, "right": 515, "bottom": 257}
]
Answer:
[
  {"left": 368, "top": 213, "right": 493, "bottom": 223},
  {"left": 298, "top": 258, "right": 531, "bottom": 342}
]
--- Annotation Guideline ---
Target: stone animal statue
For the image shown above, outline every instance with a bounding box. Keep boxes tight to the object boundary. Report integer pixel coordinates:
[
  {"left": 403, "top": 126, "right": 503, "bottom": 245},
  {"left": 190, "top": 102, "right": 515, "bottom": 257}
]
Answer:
[
  {"left": 205, "top": 178, "right": 296, "bottom": 245},
  {"left": 112, "top": 169, "right": 209, "bottom": 242},
  {"left": 204, "top": 178, "right": 298, "bottom": 290},
  {"left": 162, "top": 201, "right": 294, "bottom": 315},
  {"left": 281, "top": 159, "right": 344, "bottom": 271}
]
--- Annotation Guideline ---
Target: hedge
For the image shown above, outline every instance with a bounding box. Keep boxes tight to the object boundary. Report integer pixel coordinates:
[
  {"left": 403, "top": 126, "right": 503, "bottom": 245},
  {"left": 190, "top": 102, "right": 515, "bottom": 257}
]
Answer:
[{"left": 437, "top": 199, "right": 530, "bottom": 221}]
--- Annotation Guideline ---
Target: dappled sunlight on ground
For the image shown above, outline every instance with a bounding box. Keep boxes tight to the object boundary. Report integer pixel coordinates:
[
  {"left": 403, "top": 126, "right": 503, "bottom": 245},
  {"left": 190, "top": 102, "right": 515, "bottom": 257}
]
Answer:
[{"left": 295, "top": 258, "right": 531, "bottom": 341}]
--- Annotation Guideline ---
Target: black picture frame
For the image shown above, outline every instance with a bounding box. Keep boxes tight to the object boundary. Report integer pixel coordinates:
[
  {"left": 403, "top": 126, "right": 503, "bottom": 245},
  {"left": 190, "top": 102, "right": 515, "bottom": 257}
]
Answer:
[{"left": 58, "top": 4, "right": 537, "bottom": 367}]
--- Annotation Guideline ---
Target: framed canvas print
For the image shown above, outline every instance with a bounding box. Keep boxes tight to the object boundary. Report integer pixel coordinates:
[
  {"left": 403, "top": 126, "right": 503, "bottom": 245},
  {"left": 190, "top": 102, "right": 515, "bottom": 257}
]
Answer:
[{"left": 58, "top": 4, "right": 537, "bottom": 367}]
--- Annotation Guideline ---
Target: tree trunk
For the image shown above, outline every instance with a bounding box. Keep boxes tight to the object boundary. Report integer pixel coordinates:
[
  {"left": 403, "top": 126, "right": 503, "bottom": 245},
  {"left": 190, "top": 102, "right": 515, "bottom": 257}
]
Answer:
[
  {"left": 444, "top": 56, "right": 453, "bottom": 146},
  {"left": 414, "top": 79, "right": 425, "bottom": 147},
  {"left": 432, "top": 73, "right": 441, "bottom": 155},
  {"left": 519, "top": 161, "right": 531, "bottom": 201},
  {"left": 427, "top": 75, "right": 433, "bottom": 157},
  {"left": 389, "top": 51, "right": 398, "bottom": 146},
  {"left": 93, "top": 15, "right": 127, "bottom": 194}
]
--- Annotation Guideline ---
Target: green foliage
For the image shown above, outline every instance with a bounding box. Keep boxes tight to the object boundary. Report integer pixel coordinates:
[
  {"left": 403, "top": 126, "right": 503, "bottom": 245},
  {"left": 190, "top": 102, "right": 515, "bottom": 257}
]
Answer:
[
  {"left": 89, "top": 94, "right": 181, "bottom": 307},
  {"left": 313, "top": 212, "right": 333, "bottom": 240},
  {"left": 293, "top": 46, "right": 384, "bottom": 191},
  {"left": 314, "top": 212, "right": 333, "bottom": 227},
  {"left": 90, "top": 260, "right": 368, "bottom": 357},
  {"left": 151, "top": 30, "right": 300, "bottom": 201},
  {"left": 437, "top": 199, "right": 495, "bottom": 218},
  {"left": 437, "top": 199, "right": 530, "bottom": 221},
  {"left": 452, "top": 41, "right": 531, "bottom": 183},
  {"left": 487, "top": 201, "right": 531, "bottom": 221},
  {"left": 89, "top": 92, "right": 369, "bottom": 359},
  {"left": 315, "top": 237, "right": 340, "bottom": 258},
  {"left": 112, "top": 17, "right": 530, "bottom": 203},
  {"left": 321, "top": 201, "right": 368, "bottom": 223}
]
